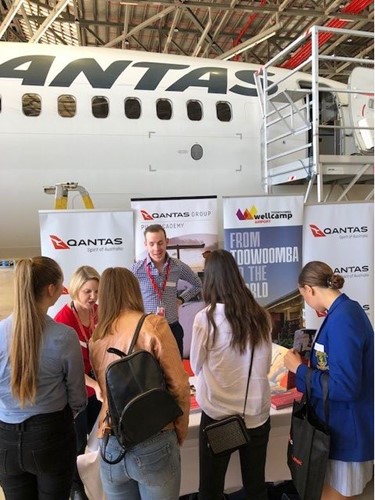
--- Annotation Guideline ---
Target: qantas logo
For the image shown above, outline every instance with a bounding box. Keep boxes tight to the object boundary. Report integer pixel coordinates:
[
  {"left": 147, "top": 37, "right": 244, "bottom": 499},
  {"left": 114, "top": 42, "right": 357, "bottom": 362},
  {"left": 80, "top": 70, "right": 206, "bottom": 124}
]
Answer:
[
  {"left": 309, "top": 224, "right": 325, "bottom": 237},
  {"left": 141, "top": 210, "right": 154, "bottom": 221},
  {"left": 0, "top": 55, "right": 278, "bottom": 96},
  {"left": 140, "top": 210, "right": 189, "bottom": 220},
  {"left": 50, "top": 234, "right": 70, "bottom": 250},
  {"left": 310, "top": 224, "right": 368, "bottom": 237},
  {"left": 49, "top": 234, "right": 123, "bottom": 249}
]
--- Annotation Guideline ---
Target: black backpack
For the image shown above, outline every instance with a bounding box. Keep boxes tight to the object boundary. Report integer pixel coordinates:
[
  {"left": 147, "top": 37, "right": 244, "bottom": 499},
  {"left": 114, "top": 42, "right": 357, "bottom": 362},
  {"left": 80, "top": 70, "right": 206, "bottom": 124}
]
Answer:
[{"left": 101, "top": 313, "right": 183, "bottom": 464}]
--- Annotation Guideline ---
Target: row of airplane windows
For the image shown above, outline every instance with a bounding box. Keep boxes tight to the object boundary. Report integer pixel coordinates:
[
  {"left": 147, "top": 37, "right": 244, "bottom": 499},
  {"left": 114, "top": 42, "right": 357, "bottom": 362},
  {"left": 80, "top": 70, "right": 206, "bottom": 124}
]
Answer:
[{"left": 0, "top": 93, "right": 233, "bottom": 122}]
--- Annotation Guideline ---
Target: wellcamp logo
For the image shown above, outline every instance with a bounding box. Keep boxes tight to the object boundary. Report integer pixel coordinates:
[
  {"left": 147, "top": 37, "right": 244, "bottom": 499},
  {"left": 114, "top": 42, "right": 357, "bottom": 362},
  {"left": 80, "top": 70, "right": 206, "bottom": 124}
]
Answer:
[
  {"left": 236, "top": 205, "right": 292, "bottom": 222},
  {"left": 49, "top": 234, "right": 123, "bottom": 249},
  {"left": 309, "top": 224, "right": 368, "bottom": 237}
]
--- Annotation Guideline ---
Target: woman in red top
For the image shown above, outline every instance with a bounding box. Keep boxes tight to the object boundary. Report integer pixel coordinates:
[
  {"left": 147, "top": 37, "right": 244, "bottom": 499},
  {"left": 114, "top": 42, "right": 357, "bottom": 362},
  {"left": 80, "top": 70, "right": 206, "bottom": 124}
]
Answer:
[{"left": 55, "top": 265, "right": 102, "bottom": 500}]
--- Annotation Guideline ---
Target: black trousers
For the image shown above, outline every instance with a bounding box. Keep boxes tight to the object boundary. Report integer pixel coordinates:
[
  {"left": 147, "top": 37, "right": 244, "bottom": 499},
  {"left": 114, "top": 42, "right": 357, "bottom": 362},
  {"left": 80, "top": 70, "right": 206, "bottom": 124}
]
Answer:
[
  {"left": 0, "top": 406, "right": 76, "bottom": 500},
  {"left": 169, "top": 321, "right": 184, "bottom": 358},
  {"left": 72, "top": 394, "right": 101, "bottom": 490},
  {"left": 198, "top": 411, "right": 271, "bottom": 500}
]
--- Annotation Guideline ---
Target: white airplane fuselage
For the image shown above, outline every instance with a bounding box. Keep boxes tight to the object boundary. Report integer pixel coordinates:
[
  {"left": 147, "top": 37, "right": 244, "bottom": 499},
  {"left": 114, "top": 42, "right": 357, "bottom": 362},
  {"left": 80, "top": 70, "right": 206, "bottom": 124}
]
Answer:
[{"left": 0, "top": 42, "right": 360, "bottom": 257}]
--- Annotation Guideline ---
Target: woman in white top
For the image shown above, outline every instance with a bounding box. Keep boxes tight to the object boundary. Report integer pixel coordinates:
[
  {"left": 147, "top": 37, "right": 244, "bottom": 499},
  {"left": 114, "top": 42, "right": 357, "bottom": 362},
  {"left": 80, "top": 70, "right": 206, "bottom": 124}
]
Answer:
[{"left": 191, "top": 249, "right": 272, "bottom": 500}]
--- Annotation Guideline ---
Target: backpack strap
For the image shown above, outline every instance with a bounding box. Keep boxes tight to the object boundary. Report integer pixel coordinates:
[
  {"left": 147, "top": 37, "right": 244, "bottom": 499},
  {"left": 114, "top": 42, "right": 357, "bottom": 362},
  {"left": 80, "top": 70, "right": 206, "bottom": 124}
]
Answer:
[{"left": 127, "top": 313, "right": 149, "bottom": 355}]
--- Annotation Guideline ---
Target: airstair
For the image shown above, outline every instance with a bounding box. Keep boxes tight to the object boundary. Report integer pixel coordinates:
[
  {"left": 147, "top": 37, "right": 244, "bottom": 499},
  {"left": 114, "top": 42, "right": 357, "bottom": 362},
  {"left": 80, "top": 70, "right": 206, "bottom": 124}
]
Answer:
[
  {"left": 44, "top": 182, "right": 94, "bottom": 209},
  {"left": 254, "top": 26, "right": 374, "bottom": 202}
]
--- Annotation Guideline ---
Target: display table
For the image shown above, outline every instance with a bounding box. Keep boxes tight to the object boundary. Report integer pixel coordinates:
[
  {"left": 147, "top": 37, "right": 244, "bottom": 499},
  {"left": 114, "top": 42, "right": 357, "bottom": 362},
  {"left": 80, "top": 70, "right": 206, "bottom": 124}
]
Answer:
[{"left": 180, "top": 394, "right": 292, "bottom": 495}]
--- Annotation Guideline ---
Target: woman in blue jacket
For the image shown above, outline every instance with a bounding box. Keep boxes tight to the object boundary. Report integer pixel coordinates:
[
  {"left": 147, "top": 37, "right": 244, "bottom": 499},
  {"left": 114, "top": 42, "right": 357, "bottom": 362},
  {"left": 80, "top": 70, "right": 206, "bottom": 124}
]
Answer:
[{"left": 284, "top": 261, "right": 374, "bottom": 500}]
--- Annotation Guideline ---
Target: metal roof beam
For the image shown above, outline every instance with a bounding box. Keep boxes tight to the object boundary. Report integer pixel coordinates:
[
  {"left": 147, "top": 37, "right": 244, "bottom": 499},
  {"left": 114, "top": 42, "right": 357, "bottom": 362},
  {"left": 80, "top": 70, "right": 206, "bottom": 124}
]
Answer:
[
  {"left": 29, "top": 0, "right": 71, "bottom": 43},
  {"left": 104, "top": 4, "right": 176, "bottom": 47},
  {"left": 103, "top": 0, "right": 372, "bottom": 21},
  {"left": 0, "top": 0, "right": 25, "bottom": 38}
]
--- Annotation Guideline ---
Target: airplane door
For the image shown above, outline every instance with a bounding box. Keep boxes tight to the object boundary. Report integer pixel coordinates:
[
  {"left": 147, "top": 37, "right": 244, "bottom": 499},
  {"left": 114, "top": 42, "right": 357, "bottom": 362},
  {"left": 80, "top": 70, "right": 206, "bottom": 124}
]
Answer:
[{"left": 348, "top": 67, "right": 374, "bottom": 152}]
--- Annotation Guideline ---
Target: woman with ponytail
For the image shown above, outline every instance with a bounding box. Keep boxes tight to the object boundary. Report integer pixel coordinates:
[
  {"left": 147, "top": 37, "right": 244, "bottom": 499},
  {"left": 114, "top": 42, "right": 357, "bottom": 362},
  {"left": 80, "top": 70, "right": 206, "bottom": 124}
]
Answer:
[
  {"left": 284, "top": 261, "right": 374, "bottom": 500},
  {"left": 0, "top": 257, "right": 87, "bottom": 499}
]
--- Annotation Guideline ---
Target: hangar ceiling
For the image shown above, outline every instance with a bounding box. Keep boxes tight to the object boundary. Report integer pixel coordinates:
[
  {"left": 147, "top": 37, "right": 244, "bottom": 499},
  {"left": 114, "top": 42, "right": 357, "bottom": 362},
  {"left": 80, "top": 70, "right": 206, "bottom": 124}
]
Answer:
[{"left": 0, "top": 0, "right": 373, "bottom": 83}]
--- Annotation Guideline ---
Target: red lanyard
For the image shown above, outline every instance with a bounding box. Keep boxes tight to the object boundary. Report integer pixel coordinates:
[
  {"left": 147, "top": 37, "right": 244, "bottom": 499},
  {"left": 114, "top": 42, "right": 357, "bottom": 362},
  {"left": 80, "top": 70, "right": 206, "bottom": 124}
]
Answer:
[
  {"left": 146, "top": 259, "right": 171, "bottom": 303},
  {"left": 71, "top": 302, "right": 95, "bottom": 346}
]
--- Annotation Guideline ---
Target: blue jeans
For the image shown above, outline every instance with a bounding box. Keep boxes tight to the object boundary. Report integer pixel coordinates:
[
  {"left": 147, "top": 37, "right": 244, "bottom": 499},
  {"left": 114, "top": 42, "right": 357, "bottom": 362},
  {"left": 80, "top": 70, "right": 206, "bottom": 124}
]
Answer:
[
  {"left": 100, "top": 429, "right": 181, "bottom": 500},
  {"left": 0, "top": 406, "right": 76, "bottom": 500}
]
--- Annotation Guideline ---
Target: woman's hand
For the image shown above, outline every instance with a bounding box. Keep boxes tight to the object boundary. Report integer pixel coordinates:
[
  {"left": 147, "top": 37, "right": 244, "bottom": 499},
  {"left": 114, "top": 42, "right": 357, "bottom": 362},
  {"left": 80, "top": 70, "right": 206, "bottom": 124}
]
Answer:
[
  {"left": 85, "top": 374, "right": 103, "bottom": 402},
  {"left": 284, "top": 348, "right": 303, "bottom": 374}
]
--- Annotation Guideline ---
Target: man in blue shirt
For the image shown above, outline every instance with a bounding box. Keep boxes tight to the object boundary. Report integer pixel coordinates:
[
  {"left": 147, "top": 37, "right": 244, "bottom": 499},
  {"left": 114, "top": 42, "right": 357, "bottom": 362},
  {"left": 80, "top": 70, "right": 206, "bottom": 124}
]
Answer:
[{"left": 131, "top": 224, "right": 202, "bottom": 357}]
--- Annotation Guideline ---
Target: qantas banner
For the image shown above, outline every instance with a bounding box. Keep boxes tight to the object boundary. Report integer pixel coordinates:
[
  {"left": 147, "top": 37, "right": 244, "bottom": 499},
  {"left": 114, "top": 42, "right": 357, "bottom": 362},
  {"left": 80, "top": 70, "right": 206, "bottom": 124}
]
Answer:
[
  {"left": 39, "top": 209, "right": 134, "bottom": 316},
  {"left": 131, "top": 196, "right": 218, "bottom": 273},
  {"left": 303, "top": 202, "right": 374, "bottom": 328},
  {"left": 223, "top": 195, "right": 304, "bottom": 307}
]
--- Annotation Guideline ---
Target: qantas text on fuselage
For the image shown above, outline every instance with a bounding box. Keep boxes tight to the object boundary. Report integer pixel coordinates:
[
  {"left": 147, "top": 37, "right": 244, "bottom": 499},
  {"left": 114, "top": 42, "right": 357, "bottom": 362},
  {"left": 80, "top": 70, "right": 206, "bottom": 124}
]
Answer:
[{"left": 0, "top": 55, "right": 277, "bottom": 95}]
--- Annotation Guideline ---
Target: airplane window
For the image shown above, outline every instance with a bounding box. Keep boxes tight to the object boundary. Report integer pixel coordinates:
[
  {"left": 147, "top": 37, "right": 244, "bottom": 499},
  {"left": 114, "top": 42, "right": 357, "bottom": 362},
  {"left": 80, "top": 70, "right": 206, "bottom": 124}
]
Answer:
[
  {"left": 92, "top": 96, "right": 109, "bottom": 118},
  {"left": 58, "top": 95, "right": 76, "bottom": 118},
  {"left": 187, "top": 100, "right": 202, "bottom": 121},
  {"left": 216, "top": 101, "right": 232, "bottom": 122},
  {"left": 125, "top": 98, "right": 141, "bottom": 119},
  {"left": 156, "top": 99, "right": 172, "bottom": 120},
  {"left": 22, "top": 93, "right": 41, "bottom": 117}
]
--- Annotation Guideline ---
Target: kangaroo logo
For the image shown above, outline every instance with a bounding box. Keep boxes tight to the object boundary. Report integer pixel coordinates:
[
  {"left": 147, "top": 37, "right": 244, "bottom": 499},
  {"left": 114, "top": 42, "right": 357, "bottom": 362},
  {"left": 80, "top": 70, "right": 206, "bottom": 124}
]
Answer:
[
  {"left": 309, "top": 224, "right": 326, "bottom": 237},
  {"left": 50, "top": 235, "right": 70, "bottom": 250},
  {"left": 140, "top": 210, "right": 154, "bottom": 221}
]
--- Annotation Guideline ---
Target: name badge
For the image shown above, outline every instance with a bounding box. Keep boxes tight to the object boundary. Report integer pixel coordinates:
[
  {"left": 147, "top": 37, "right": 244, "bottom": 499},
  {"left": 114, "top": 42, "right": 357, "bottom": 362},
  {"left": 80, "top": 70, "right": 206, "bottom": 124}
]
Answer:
[
  {"left": 314, "top": 342, "right": 325, "bottom": 353},
  {"left": 156, "top": 306, "right": 165, "bottom": 317}
]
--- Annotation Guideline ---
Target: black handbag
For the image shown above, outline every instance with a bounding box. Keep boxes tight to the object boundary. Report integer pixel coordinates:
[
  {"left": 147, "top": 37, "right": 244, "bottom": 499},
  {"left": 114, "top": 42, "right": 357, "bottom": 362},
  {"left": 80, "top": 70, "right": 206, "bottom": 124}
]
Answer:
[
  {"left": 203, "top": 348, "right": 254, "bottom": 456},
  {"left": 287, "top": 369, "right": 330, "bottom": 500},
  {"left": 101, "top": 314, "right": 183, "bottom": 464}
]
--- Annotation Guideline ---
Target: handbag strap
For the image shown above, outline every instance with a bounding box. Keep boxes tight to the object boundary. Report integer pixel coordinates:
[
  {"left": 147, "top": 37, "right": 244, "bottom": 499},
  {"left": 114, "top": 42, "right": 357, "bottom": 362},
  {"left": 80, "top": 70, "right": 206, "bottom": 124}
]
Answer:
[
  {"left": 127, "top": 313, "right": 149, "bottom": 355},
  {"left": 242, "top": 347, "right": 255, "bottom": 419},
  {"left": 305, "top": 368, "right": 330, "bottom": 426}
]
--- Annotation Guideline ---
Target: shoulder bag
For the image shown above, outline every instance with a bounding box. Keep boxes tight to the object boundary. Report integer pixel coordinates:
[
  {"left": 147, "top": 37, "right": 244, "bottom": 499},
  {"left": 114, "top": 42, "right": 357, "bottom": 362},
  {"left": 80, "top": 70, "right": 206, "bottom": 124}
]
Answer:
[{"left": 203, "top": 348, "right": 255, "bottom": 456}]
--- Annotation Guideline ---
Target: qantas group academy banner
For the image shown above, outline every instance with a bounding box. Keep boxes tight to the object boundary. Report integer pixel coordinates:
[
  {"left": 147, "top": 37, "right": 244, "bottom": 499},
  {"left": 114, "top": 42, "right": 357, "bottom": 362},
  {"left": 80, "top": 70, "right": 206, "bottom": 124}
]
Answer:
[
  {"left": 223, "top": 195, "right": 304, "bottom": 307},
  {"left": 39, "top": 209, "right": 134, "bottom": 317},
  {"left": 131, "top": 196, "right": 218, "bottom": 273},
  {"left": 303, "top": 202, "right": 374, "bottom": 328}
]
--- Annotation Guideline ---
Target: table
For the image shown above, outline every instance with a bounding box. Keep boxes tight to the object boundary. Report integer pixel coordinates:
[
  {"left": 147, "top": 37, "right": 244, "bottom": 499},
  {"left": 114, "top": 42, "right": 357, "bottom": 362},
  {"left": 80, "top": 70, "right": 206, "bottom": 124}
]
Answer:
[{"left": 180, "top": 395, "right": 292, "bottom": 495}]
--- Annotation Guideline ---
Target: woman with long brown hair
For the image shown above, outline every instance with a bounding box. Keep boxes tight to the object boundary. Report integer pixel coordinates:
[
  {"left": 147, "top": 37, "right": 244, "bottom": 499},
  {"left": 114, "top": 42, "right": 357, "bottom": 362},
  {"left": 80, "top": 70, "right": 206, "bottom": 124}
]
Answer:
[
  {"left": 0, "top": 257, "right": 87, "bottom": 499},
  {"left": 191, "top": 249, "right": 273, "bottom": 500},
  {"left": 90, "top": 267, "right": 190, "bottom": 500}
]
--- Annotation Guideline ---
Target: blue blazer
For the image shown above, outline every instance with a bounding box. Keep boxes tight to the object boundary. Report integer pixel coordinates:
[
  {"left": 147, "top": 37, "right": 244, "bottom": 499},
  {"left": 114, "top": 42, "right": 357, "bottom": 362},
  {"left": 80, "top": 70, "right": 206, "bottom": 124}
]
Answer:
[{"left": 296, "top": 293, "right": 374, "bottom": 461}]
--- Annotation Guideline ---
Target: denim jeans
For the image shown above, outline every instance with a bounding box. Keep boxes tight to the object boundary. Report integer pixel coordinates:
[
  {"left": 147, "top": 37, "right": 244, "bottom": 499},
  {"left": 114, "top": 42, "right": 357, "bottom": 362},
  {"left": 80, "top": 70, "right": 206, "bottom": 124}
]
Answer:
[
  {"left": 100, "top": 429, "right": 181, "bottom": 500},
  {"left": 0, "top": 406, "right": 76, "bottom": 500},
  {"left": 198, "top": 411, "right": 271, "bottom": 500}
]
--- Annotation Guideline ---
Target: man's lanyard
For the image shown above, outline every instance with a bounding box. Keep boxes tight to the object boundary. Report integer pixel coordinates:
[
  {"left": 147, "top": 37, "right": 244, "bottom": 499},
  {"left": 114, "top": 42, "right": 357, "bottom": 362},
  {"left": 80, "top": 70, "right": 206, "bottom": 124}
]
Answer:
[
  {"left": 71, "top": 301, "right": 95, "bottom": 348},
  {"left": 146, "top": 259, "right": 171, "bottom": 303}
]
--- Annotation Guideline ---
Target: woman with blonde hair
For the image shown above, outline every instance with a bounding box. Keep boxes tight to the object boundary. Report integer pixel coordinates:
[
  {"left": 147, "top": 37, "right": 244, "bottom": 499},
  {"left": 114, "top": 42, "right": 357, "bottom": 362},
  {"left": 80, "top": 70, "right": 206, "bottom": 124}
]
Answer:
[
  {"left": 55, "top": 265, "right": 102, "bottom": 500},
  {"left": 191, "top": 249, "right": 273, "bottom": 500},
  {"left": 90, "top": 267, "right": 190, "bottom": 500},
  {"left": 0, "top": 257, "right": 86, "bottom": 499}
]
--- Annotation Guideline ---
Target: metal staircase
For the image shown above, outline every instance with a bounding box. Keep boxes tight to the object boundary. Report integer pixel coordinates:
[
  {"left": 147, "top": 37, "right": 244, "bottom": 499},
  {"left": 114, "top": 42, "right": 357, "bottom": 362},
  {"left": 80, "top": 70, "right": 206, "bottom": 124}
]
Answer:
[{"left": 254, "top": 26, "right": 374, "bottom": 203}]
